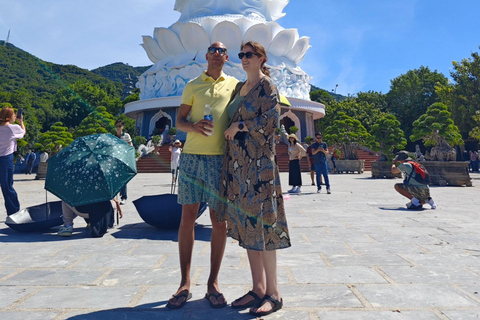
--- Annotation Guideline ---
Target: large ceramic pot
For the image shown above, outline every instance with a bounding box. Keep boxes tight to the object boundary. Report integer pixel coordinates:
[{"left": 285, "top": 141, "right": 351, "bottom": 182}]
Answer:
[
  {"left": 335, "top": 160, "right": 365, "bottom": 174},
  {"left": 35, "top": 162, "right": 48, "bottom": 180},
  {"left": 371, "top": 161, "right": 402, "bottom": 179},
  {"left": 420, "top": 161, "right": 472, "bottom": 186}
]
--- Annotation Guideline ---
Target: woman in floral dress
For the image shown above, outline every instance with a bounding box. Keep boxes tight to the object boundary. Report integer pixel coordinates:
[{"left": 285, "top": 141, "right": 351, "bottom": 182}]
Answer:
[{"left": 218, "top": 41, "right": 290, "bottom": 317}]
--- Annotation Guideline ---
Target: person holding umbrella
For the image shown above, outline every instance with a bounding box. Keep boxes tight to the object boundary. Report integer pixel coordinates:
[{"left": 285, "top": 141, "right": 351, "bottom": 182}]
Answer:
[
  {"left": 0, "top": 106, "right": 25, "bottom": 215},
  {"left": 166, "top": 42, "right": 238, "bottom": 310},
  {"left": 57, "top": 199, "right": 122, "bottom": 237},
  {"left": 45, "top": 133, "right": 136, "bottom": 233}
]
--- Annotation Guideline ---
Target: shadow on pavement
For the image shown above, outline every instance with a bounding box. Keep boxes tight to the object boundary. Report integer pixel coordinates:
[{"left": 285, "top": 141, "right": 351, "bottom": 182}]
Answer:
[
  {"left": 64, "top": 301, "right": 255, "bottom": 320},
  {"left": 111, "top": 223, "right": 213, "bottom": 242}
]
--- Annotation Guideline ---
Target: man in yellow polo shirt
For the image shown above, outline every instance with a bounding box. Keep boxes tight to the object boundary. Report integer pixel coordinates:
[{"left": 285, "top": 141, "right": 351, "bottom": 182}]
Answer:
[{"left": 167, "top": 42, "right": 238, "bottom": 310}]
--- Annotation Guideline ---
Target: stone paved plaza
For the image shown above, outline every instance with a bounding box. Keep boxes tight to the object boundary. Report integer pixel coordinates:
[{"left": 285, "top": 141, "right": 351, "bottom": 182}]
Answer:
[{"left": 0, "top": 171, "right": 479, "bottom": 319}]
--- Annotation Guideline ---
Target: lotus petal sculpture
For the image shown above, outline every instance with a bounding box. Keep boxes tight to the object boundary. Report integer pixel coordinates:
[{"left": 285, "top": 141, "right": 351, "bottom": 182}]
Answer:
[{"left": 138, "top": 0, "right": 313, "bottom": 101}]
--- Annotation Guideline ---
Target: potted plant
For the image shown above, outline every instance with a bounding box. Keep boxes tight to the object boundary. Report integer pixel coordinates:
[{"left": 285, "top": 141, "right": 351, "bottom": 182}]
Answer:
[
  {"left": 410, "top": 102, "right": 471, "bottom": 186},
  {"left": 323, "top": 112, "right": 374, "bottom": 173},
  {"left": 289, "top": 126, "right": 298, "bottom": 134},
  {"left": 370, "top": 114, "right": 407, "bottom": 178},
  {"left": 151, "top": 135, "right": 162, "bottom": 146},
  {"left": 33, "top": 122, "right": 74, "bottom": 179},
  {"left": 168, "top": 127, "right": 178, "bottom": 142}
]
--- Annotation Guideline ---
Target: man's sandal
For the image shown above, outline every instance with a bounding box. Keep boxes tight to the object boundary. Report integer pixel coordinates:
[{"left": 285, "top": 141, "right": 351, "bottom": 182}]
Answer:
[
  {"left": 205, "top": 292, "right": 227, "bottom": 309},
  {"left": 231, "top": 290, "right": 263, "bottom": 309},
  {"left": 249, "top": 295, "right": 283, "bottom": 316},
  {"left": 166, "top": 290, "right": 192, "bottom": 309}
]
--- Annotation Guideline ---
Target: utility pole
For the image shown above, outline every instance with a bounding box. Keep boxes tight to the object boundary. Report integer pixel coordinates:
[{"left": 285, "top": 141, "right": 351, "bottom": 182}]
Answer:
[{"left": 5, "top": 29, "right": 10, "bottom": 46}]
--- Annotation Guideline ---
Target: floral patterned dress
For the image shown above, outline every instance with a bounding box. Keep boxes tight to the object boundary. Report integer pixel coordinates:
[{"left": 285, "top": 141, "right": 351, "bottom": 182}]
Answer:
[{"left": 217, "top": 77, "right": 291, "bottom": 251}]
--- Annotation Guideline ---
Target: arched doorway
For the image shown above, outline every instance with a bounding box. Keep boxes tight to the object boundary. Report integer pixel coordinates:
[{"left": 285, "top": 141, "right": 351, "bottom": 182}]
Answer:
[
  {"left": 279, "top": 110, "right": 302, "bottom": 139},
  {"left": 280, "top": 117, "right": 295, "bottom": 133},
  {"left": 149, "top": 110, "right": 173, "bottom": 137}
]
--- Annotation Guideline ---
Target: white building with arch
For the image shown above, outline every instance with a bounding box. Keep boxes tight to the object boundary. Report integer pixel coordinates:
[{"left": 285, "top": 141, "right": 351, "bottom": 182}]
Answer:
[{"left": 125, "top": 0, "right": 325, "bottom": 141}]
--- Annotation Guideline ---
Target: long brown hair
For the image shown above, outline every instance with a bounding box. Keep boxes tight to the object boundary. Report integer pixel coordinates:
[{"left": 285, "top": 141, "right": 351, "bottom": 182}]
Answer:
[
  {"left": 0, "top": 107, "right": 15, "bottom": 124},
  {"left": 241, "top": 41, "right": 270, "bottom": 77}
]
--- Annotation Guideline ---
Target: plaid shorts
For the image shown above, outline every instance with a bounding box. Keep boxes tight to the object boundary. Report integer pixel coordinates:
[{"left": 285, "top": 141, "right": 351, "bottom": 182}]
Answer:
[
  {"left": 395, "top": 183, "right": 431, "bottom": 201},
  {"left": 177, "top": 153, "right": 223, "bottom": 211}
]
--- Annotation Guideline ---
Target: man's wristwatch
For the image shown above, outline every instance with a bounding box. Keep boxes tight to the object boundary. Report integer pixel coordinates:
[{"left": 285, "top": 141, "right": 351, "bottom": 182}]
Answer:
[{"left": 238, "top": 121, "right": 244, "bottom": 131}]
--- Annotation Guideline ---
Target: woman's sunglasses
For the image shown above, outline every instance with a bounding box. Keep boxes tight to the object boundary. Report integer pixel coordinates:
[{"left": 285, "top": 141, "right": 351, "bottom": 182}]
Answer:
[
  {"left": 207, "top": 47, "right": 227, "bottom": 55},
  {"left": 238, "top": 52, "right": 260, "bottom": 59}
]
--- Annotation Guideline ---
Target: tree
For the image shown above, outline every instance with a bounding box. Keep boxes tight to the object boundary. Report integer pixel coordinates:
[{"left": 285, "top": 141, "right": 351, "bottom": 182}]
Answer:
[
  {"left": 437, "top": 48, "right": 480, "bottom": 138},
  {"left": 370, "top": 114, "right": 407, "bottom": 162},
  {"left": 356, "top": 91, "right": 388, "bottom": 112},
  {"left": 73, "top": 106, "right": 116, "bottom": 138},
  {"left": 386, "top": 66, "right": 448, "bottom": 144},
  {"left": 317, "top": 98, "right": 383, "bottom": 134},
  {"left": 34, "top": 122, "right": 74, "bottom": 154},
  {"left": 323, "top": 112, "right": 374, "bottom": 160},
  {"left": 470, "top": 111, "right": 480, "bottom": 141},
  {"left": 310, "top": 89, "right": 335, "bottom": 105},
  {"left": 52, "top": 80, "right": 122, "bottom": 128},
  {"left": 410, "top": 103, "right": 463, "bottom": 148}
]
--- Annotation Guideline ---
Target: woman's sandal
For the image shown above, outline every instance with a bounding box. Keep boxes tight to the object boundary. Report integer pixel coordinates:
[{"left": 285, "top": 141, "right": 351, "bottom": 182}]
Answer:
[
  {"left": 249, "top": 295, "right": 283, "bottom": 316},
  {"left": 231, "top": 290, "right": 263, "bottom": 309}
]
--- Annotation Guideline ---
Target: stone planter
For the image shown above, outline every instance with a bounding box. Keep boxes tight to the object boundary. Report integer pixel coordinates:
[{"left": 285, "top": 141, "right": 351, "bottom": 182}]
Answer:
[
  {"left": 334, "top": 160, "right": 365, "bottom": 174},
  {"left": 420, "top": 161, "right": 472, "bottom": 186},
  {"left": 371, "top": 161, "right": 402, "bottom": 179},
  {"left": 35, "top": 162, "right": 48, "bottom": 180}
]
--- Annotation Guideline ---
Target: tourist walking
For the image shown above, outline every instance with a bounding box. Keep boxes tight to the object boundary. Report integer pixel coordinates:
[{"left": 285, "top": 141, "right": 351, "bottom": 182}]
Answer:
[
  {"left": 0, "top": 106, "right": 25, "bottom": 215},
  {"left": 311, "top": 132, "right": 331, "bottom": 194},
  {"left": 166, "top": 42, "right": 238, "bottom": 310},
  {"left": 218, "top": 41, "right": 291, "bottom": 317},
  {"left": 391, "top": 151, "right": 436, "bottom": 210},
  {"left": 169, "top": 140, "right": 182, "bottom": 183},
  {"left": 287, "top": 133, "right": 306, "bottom": 193},
  {"left": 25, "top": 149, "right": 36, "bottom": 175},
  {"left": 306, "top": 138, "right": 317, "bottom": 185},
  {"left": 114, "top": 119, "right": 133, "bottom": 205}
]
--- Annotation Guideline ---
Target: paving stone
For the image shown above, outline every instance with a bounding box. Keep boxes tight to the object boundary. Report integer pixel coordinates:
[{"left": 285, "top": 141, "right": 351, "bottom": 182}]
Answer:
[
  {"left": 281, "top": 284, "right": 363, "bottom": 308},
  {"left": 441, "top": 310, "right": 480, "bottom": 319},
  {"left": 291, "top": 266, "right": 388, "bottom": 284},
  {"left": 326, "top": 254, "right": 412, "bottom": 267},
  {"left": 0, "top": 312, "right": 59, "bottom": 320},
  {"left": 15, "top": 287, "right": 139, "bottom": 309},
  {"left": 379, "top": 266, "right": 480, "bottom": 284},
  {"left": 0, "top": 287, "right": 35, "bottom": 308},
  {"left": 316, "top": 310, "right": 441, "bottom": 320},
  {"left": 1, "top": 269, "right": 106, "bottom": 286},
  {"left": 357, "top": 284, "right": 480, "bottom": 308}
]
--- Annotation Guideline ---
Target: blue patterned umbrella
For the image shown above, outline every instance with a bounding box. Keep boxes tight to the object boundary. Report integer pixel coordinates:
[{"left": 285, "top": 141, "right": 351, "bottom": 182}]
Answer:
[{"left": 45, "top": 134, "right": 136, "bottom": 207}]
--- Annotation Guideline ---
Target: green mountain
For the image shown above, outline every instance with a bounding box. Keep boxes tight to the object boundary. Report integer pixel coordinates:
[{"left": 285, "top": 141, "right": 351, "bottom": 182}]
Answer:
[
  {"left": 0, "top": 41, "right": 124, "bottom": 107},
  {"left": 310, "top": 84, "right": 347, "bottom": 102},
  {"left": 91, "top": 62, "right": 149, "bottom": 85}
]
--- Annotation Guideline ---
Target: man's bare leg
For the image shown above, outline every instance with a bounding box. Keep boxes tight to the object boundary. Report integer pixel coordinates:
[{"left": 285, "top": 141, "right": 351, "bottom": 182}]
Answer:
[
  {"left": 205, "top": 208, "right": 227, "bottom": 306},
  {"left": 168, "top": 203, "right": 200, "bottom": 307}
]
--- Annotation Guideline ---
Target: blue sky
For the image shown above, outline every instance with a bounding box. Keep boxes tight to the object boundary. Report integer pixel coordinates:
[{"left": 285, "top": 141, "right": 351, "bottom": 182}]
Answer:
[{"left": 1, "top": 0, "right": 479, "bottom": 96}]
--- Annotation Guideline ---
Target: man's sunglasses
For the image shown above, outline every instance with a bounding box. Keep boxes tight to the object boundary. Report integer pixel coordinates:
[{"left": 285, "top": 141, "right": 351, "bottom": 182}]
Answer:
[
  {"left": 208, "top": 47, "right": 227, "bottom": 55},
  {"left": 238, "top": 52, "right": 260, "bottom": 59}
]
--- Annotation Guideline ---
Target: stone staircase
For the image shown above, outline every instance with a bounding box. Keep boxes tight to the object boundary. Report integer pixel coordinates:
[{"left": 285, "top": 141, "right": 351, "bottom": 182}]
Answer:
[
  {"left": 136, "top": 146, "right": 172, "bottom": 173},
  {"left": 136, "top": 144, "right": 378, "bottom": 173}
]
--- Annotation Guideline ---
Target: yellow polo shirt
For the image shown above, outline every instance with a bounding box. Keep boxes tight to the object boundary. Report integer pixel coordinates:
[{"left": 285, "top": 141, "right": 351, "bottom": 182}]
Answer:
[{"left": 181, "top": 71, "right": 238, "bottom": 155}]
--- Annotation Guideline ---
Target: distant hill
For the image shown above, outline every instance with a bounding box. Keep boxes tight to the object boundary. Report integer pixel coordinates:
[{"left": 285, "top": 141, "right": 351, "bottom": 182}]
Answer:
[
  {"left": 91, "top": 63, "right": 150, "bottom": 86},
  {"left": 0, "top": 41, "right": 124, "bottom": 106},
  {"left": 310, "top": 84, "right": 347, "bottom": 102}
]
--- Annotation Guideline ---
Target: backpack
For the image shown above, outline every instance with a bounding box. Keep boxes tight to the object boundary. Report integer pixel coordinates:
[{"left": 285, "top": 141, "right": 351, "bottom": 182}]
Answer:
[{"left": 406, "top": 161, "right": 430, "bottom": 185}]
